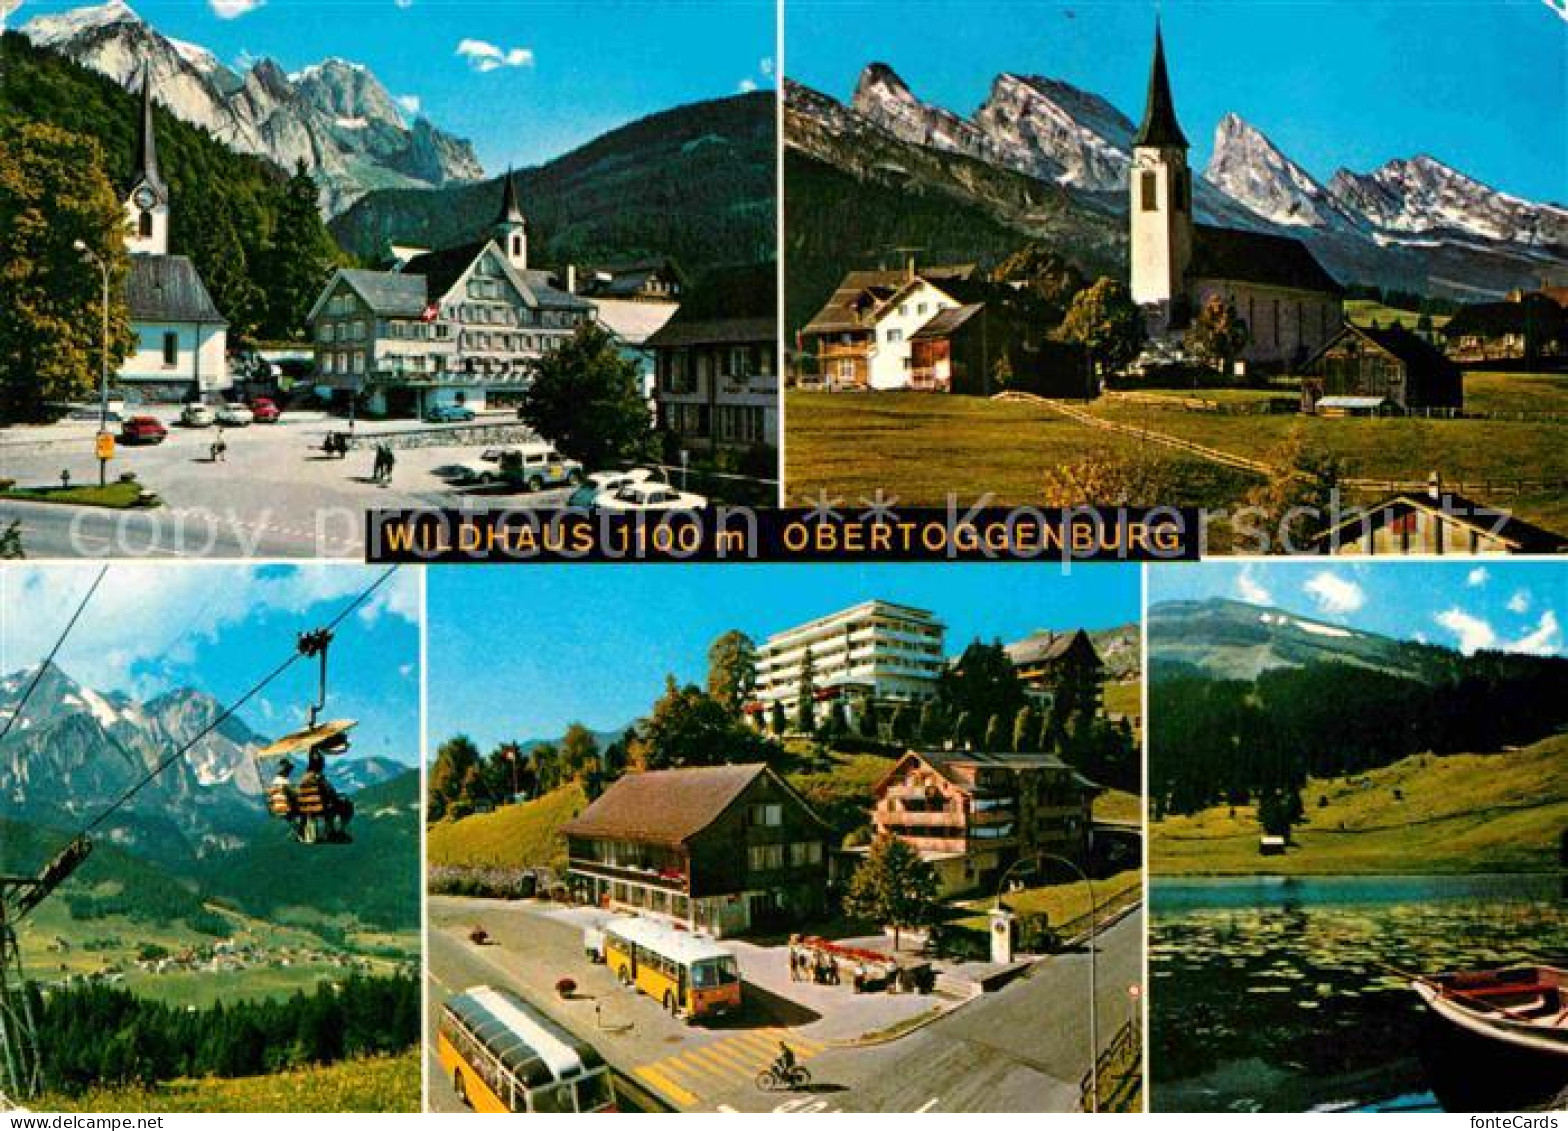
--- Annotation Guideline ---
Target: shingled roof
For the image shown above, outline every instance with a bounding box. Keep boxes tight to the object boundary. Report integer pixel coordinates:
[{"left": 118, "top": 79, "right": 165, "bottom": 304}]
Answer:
[
  {"left": 561, "top": 764, "right": 770, "bottom": 847},
  {"left": 1305, "top": 322, "right": 1457, "bottom": 375},
  {"left": 1003, "top": 628, "right": 1102, "bottom": 668},
  {"left": 1191, "top": 224, "right": 1344, "bottom": 295},
  {"left": 910, "top": 303, "right": 984, "bottom": 339},
  {"left": 645, "top": 263, "right": 776, "bottom": 349},
  {"left": 801, "top": 265, "right": 976, "bottom": 336},
  {"left": 327, "top": 268, "right": 428, "bottom": 318},
  {"left": 126, "top": 256, "right": 226, "bottom": 324},
  {"left": 1132, "top": 20, "right": 1188, "bottom": 149}
]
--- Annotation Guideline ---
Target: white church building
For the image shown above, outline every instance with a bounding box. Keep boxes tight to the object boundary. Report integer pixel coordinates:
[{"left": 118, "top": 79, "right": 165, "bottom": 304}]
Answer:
[
  {"left": 1129, "top": 22, "right": 1343, "bottom": 369},
  {"left": 119, "top": 63, "right": 230, "bottom": 402}
]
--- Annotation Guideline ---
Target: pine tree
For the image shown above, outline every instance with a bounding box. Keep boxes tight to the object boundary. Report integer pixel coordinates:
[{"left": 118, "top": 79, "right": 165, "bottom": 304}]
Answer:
[
  {"left": 843, "top": 832, "right": 941, "bottom": 951},
  {"left": 795, "top": 649, "right": 816, "bottom": 734},
  {"left": 1012, "top": 705, "right": 1037, "bottom": 753},
  {"left": 261, "top": 162, "right": 336, "bottom": 340},
  {"left": 982, "top": 713, "right": 1005, "bottom": 751},
  {"left": 178, "top": 191, "right": 264, "bottom": 346}
]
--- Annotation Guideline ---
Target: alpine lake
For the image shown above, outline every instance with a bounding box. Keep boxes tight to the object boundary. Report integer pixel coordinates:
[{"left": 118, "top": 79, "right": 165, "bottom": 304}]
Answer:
[{"left": 1149, "top": 873, "right": 1568, "bottom": 1112}]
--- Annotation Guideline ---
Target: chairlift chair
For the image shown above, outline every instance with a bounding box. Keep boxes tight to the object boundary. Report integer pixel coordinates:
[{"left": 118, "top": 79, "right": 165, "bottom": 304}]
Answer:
[{"left": 254, "top": 628, "right": 358, "bottom": 845}]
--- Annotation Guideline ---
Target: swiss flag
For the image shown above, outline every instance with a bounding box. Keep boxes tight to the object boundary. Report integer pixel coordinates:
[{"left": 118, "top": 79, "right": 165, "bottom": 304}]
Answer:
[{"left": 420, "top": 303, "right": 440, "bottom": 323}]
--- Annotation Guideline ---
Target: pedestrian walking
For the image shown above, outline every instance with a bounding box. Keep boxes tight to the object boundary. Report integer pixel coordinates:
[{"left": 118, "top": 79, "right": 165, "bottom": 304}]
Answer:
[
  {"left": 210, "top": 427, "right": 227, "bottom": 463},
  {"left": 381, "top": 444, "right": 396, "bottom": 485}
]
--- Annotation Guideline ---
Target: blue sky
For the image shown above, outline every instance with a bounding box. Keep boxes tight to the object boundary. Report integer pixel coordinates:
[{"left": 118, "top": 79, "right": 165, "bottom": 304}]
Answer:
[
  {"left": 14, "top": 0, "right": 776, "bottom": 170},
  {"left": 1152, "top": 561, "right": 1565, "bottom": 656},
  {"left": 428, "top": 564, "right": 1140, "bottom": 750},
  {"left": 0, "top": 564, "right": 421, "bottom": 766},
  {"left": 787, "top": 0, "right": 1568, "bottom": 203}
]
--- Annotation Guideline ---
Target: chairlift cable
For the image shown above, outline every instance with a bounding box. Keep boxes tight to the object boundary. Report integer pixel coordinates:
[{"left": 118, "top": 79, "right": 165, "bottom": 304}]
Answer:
[
  {"left": 72, "top": 565, "right": 400, "bottom": 841},
  {"left": 0, "top": 565, "right": 109, "bottom": 747}
]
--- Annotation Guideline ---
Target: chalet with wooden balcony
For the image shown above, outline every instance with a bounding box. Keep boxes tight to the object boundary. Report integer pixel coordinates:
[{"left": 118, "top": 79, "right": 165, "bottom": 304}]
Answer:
[
  {"left": 798, "top": 264, "right": 977, "bottom": 390},
  {"left": 871, "top": 750, "right": 1101, "bottom": 897},
  {"left": 1003, "top": 629, "right": 1106, "bottom": 715},
  {"left": 560, "top": 763, "right": 829, "bottom": 938}
]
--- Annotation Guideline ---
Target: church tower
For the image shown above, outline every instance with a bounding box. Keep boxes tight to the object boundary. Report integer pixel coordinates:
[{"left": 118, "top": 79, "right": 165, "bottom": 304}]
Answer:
[
  {"left": 493, "top": 168, "right": 528, "bottom": 271},
  {"left": 124, "top": 61, "right": 170, "bottom": 257},
  {"left": 1128, "top": 20, "right": 1193, "bottom": 318}
]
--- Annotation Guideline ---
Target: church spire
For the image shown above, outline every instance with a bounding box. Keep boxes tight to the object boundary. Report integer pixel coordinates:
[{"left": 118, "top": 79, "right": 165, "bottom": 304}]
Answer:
[
  {"left": 1133, "top": 18, "right": 1188, "bottom": 150},
  {"left": 496, "top": 167, "right": 524, "bottom": 225},
  {"left": 133, "top": 60, "right": 166, "bottom": 194}
]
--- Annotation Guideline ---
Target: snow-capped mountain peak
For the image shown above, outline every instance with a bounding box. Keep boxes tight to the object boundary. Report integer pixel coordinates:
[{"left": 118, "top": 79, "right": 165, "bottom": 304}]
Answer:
[
  {"left": 1328, "top": 155, "right": 1568, "bottom": 249},
  {"left": 1204, "top": 112, "right": 1351, "bottom": 230},
  {"left": 18, "top": 1, "right": 483, "bottom": 214}
]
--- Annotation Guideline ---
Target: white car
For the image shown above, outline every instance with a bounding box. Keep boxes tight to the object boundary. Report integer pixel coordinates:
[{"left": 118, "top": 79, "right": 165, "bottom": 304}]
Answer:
[
  {"left": 180, "top": 403, "right": 215, "bottom": 427},
  {"left": 215, "top": 403, "right": 254, "bottom": 426},
  {"left": 585, "top": 468, "right": 660, "bottom": 493},
  {"left": 454, "top": 448, "right": 509, "bottom": 484},
  {"left": 596, "top": 483, "right": 708, "bottom": 512}
]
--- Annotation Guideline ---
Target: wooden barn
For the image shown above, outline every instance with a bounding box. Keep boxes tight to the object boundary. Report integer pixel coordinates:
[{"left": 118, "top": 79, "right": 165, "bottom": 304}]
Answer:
[{"left": 1300, "top": 323, "right": 1462, "bottom": 414}]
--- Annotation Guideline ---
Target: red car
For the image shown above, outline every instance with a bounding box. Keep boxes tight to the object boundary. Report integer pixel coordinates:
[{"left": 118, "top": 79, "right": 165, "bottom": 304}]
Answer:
[
  {"left": 250, "top": 397, "right": 281, "bottom": 423},
  {"left": 119, "top": 415, "right": 167, "bottom": 445}
]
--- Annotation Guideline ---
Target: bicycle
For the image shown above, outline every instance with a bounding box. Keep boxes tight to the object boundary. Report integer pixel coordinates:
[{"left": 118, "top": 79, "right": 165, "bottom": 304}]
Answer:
[{"left": 755, "top": 1062, "right": 812, "bottom": 1092}]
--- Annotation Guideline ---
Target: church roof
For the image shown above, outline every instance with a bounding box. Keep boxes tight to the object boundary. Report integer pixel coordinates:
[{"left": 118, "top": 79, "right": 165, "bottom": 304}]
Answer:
[
  {"left": 126, "top": 256, "right": 226, "bottom": 325},
  {"left": 1191, "top": 224, "right": 1344, "bottom": 295},
  {"left": 132, "top": 60, "right": 167, "bottom": 196},
  {"left": 1133, "top": 21, "right": 1188, "bottom": 149}
]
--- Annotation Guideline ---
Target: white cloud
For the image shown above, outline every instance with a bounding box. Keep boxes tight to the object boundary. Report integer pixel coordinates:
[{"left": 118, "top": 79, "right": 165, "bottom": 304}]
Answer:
[
  {"left": 0, "top": 565, "right": 417, "bottom": 698},
  {"left": 1508, "top": 590, "right": 1532, "bottom": 615},
  {"left": 1235, "top": 566, "right": 1271, "bottom": 605},
  {"left": 210, "top": 0, "right": 264, "bottom": 19},
  {"left": 396, "top": 94, "right": 421, "bottom": 115},
  {"left": 1466, "top": 566, "right": 1490, "bottom": 587},
  {"left": 393, "top": 0, "right": 413, "bottom": 6},
  {"left": 738, "top": 78, "right": 758, "bottom": 93},
  {"left": 456, "top": 38, "right": 534, "bottom": 72},
  {"left": 1435, "top": 607, "right": 1497, "bottom": 655},
  {"left": 1545, "top": 0, "right": 1568, "bottom": 23},
  {"left": 1303, "top": 570, "right": 1365, "bottom": 616},
  {"left": 1509, "top": 610, "right": 1561, "bottom": 656}
]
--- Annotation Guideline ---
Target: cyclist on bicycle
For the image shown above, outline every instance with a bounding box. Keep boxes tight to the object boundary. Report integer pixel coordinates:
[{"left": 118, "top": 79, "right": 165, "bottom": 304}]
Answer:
[{"left": 774, "top": 1041, "right": 797, "bottom": 1076}]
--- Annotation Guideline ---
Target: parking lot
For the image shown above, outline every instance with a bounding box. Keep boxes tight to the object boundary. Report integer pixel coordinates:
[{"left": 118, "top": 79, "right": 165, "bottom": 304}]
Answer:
[{"left": 0, "top": 406, "right": 575, "bottom": 557}]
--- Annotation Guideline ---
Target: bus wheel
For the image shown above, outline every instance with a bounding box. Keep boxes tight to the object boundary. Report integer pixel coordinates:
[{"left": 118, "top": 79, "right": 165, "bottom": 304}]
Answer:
[{"left": 453, "top": 1068, "right": 469, "bottom": 1107}]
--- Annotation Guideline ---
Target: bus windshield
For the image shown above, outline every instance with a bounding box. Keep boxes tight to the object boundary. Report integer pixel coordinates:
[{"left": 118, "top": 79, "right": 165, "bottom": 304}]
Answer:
[{"left": 691, "top": 956, "right": 740, "bottom": 988}]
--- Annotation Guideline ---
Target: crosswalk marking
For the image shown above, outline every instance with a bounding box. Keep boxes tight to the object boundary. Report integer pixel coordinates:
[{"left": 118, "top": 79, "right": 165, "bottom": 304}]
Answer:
[{"left": 631, "top": 1029, "right": 828, "bottom": 1108}]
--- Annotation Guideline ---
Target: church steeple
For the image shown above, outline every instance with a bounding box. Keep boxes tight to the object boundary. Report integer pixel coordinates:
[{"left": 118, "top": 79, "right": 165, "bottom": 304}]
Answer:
[
  {"left": 1133, "top": 18, "right": 1188, "bottom": 150},
  {"left": 125, "top": 60, "right": 169, "bottom": 255},
  {"left": 493, "top": 168, "right": 528, "bottom": 271},
  {"left": 132, "top": 60, "right": 167, "bottom": 197}
]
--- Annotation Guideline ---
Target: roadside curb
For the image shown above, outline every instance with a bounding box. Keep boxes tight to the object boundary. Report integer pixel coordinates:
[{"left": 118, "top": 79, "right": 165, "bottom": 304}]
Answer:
[{"left": 821, "top": 898, "right": 1146, "bottom": 1049}]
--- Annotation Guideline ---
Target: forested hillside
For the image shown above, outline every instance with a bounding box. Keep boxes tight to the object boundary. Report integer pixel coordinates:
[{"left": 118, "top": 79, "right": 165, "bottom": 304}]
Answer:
[{"left": 331, "top": 91, "right": 776, "bottom": 282}]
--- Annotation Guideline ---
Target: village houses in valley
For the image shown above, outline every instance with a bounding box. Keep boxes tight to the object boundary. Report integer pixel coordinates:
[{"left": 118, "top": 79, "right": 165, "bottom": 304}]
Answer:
[
  {"left": 306, "top": 174, "right": 593, "bottom": 418},
  {"left": 118, "top": 63, "right": 230, "bottom": 403}
]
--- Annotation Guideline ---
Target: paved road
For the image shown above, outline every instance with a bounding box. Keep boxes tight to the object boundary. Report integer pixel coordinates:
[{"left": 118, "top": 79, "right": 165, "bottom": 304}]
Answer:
[
  {"left": 0, "top": 413, "right": 569, "bottom": 558},
  {"left": 426, "top": 897, "right": 1142, "bottom": 1114}
]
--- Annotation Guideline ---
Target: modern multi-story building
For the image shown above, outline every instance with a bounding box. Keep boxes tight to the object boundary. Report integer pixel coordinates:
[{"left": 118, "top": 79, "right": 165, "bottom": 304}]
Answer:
[
  {"left": 870, "top": 750, "right": 1100, "bottom": 896},
  {"left": 749, "top": 600, "right": 947, "bottom": 727},
  {"left": 560, "top": 763, "right": 829, "bottom": 938}
]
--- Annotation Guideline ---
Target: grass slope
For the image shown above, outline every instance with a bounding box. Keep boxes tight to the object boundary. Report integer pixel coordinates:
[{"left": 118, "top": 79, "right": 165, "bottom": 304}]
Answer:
[
  {"left": 786, "top": 750, "right": 897, "bottom": 845},
  {"left": 1094, "top": 789, "right": 1143, "bottom": 825},
  {"left": 38, "top": 1050, "right": 421, "bottom": 1113},
  {"left": 427, "top": 782, "right": 589, "bottom": 871},
  {"left": 784, "top": 391, "right": 1262, "bottom": 507},
  {"left": 953, "top": 867, "right": 1142, "bottom": 932},
  {"left": 1152, "top": 735, "right": 1568, "bottom": 876}
]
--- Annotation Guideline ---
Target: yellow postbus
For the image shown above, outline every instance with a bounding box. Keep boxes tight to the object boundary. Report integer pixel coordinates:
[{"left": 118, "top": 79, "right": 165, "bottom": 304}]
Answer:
[
  {"left": 600, "top": 916, "right": 742, "bottom": 1020},
  {"left": 437, "top": 985, "right": 616, "bottom": 1113}
]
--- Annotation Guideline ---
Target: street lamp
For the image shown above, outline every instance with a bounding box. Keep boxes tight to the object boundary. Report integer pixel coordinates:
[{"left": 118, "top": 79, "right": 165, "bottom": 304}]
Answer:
[
  {"left": 73, "top": 240, "right": 111, "bottom": 486},
  {"left": 993, "top": 851, "right": 1100, "bottom": 1113}
]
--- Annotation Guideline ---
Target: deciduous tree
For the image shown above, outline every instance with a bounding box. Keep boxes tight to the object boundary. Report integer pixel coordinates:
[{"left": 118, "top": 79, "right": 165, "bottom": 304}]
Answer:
[
  {"left": 844, "top": 832, "right": 941, "bottom": 951},
  {"left": 518, "top": 321, "right": 654, "bottom": 467},
  {"left": 1060, "top": 277, "right": 1143, "bottom": 378}
]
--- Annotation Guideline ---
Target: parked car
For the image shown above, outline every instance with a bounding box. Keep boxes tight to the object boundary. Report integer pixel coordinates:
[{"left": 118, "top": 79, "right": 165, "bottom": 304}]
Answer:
[
  {"left": 179, "top": 403, "right": 215, "bottom": 427},
  {"left": 425, "top": 403, "right": 475, "bottom": 424},
  {"left": 596, "top": 483, "right": 707, "bottom": 511},
  {"left": 453, "top": 448, "right": 511, "bottom": 485},
  {"left": 119, "top": 415, "right": 167, "bottom": 445},
  {"left": 567, "top": 468, "right": 663, "bottom": 510},
  {"left": 216, "top": 403, "right": 254, "bottom": 426},
  {"left": 501, "top": 444, "right": 584, "bottom": 492},
  {"left": 249, "top": 396, "right": 281, "bottom": 423}
]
